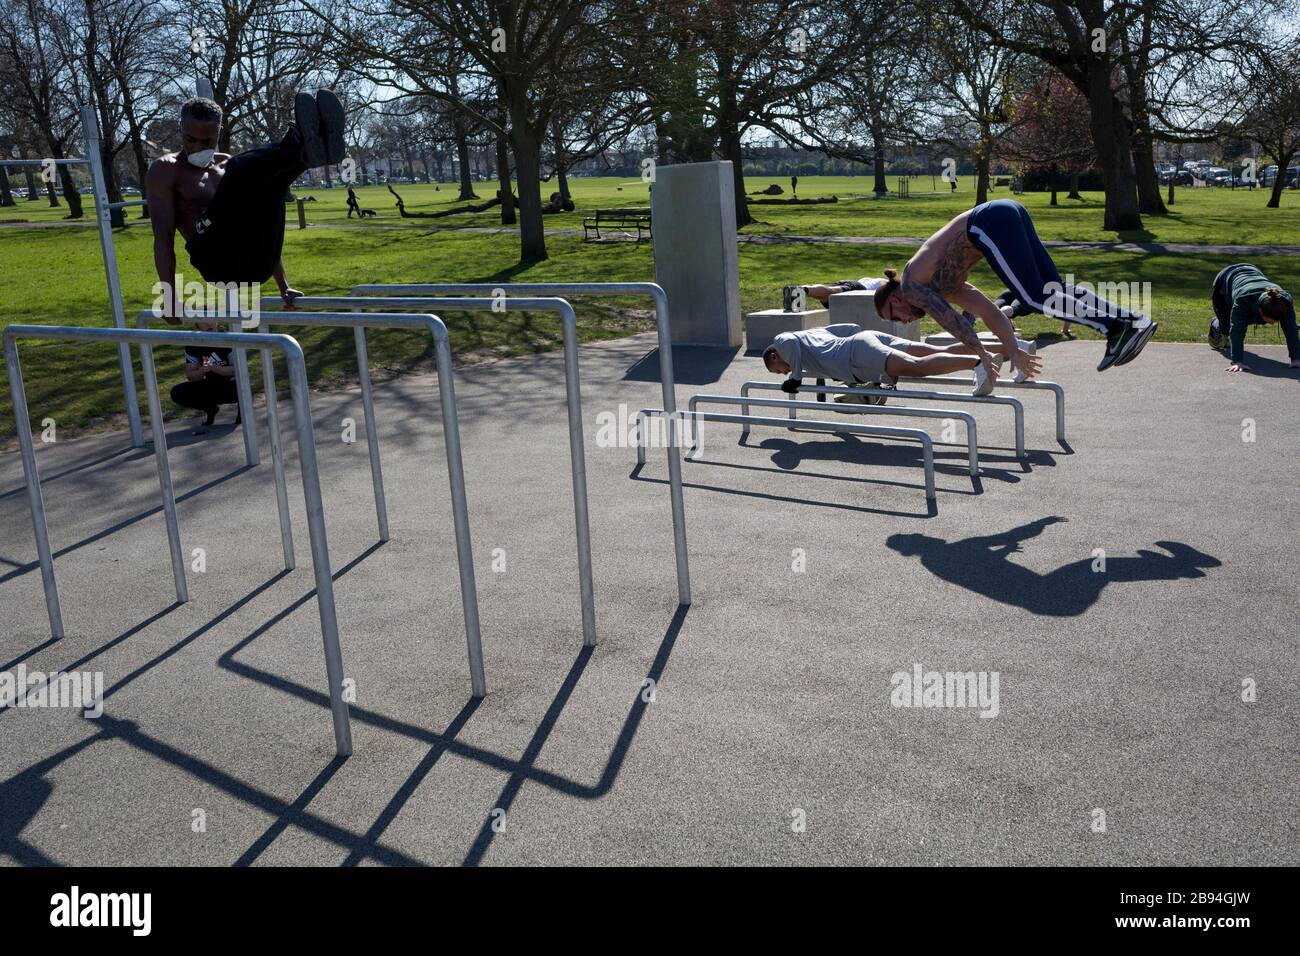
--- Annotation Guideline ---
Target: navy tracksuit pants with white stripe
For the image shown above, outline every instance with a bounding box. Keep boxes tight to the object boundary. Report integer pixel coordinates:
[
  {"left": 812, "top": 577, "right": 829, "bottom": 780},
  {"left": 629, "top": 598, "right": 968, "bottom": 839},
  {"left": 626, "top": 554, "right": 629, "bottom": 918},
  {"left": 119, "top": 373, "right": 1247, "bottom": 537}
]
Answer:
[{"left": 965, "top": 200, "right": 1138, "bottom": 334}]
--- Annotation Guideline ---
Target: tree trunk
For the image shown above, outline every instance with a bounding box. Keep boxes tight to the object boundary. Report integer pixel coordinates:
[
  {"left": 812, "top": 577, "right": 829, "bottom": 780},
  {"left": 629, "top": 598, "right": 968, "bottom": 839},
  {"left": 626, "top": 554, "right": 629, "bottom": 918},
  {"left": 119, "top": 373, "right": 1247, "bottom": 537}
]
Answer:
[
  {"left": 1130, "top": 129, "right": 1167, "bottom": 214},
  {"left": 975, "top": 147, "right": 990, "bottom": 205},
  {"left": 455, "top": 120, "right": 477, "bottom": 200},
  {"left": 1049, "top": 163, "right": 1058, "bottom": 206},
  {"left": 1087, "top": 76, "right": 1142, "bottom": 232},
  {"left": 23, "top": 166, "right": 39, "bottom": 200},
  {"left": 871, "top": 133, "right": 887, "bottom": 196},
  {"left": 57, "top": 164, "right": 82, "bottom": 216},
  {"left": 1068, "top": 170, "right": 1081, "bottom": 200},
  {"left": 46, "top": 178, "right": 60, "bottom": 207},
  {"left": 0, "top": 165, "right": 13, "bottom": 206},
  {"left": 1265, "top": 153, "right": 1290, "bottom": 209},
  {"left": 553, "top": 121, "right": 570, "bottom": 202},
  {"left": 507, "top": 89, "right": 547, "bottom": 263},
  {"left": 495, "top": 128, "right": 515, "bottom": 227}
]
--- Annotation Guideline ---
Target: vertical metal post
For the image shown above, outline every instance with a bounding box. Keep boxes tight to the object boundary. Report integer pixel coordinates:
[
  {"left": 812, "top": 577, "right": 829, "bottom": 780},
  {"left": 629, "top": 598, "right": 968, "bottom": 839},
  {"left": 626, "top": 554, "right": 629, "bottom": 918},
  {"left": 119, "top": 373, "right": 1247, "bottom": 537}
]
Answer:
[
  {"left": 258, "top": 338, "right": 296, "bottom": 571},
  {"left": 137, "top": 343, "right": 191, "bottom": 603},
  {"left": 353, "top": 325, "right": 390, "bottom": 541},
  {"left": 225, "top": 292, "right": 259, "bottom": 466},
  {"left": 81, "top": 104, "right": 144, "bottom": 449},
  {"left": 650, "top": 286, "right": 692, "bottom": 607},
  {"left": 560, "top": 309, "right": 597, "bottom": 647},
  {"left": 4, "top": 338, "right": 65, "bottom": 639},
  {"left": 432, "top": 332, "right": 487, "bottom": 696},
  {"left": 283, "top": 343, "right": 353, "bottom": 757}
]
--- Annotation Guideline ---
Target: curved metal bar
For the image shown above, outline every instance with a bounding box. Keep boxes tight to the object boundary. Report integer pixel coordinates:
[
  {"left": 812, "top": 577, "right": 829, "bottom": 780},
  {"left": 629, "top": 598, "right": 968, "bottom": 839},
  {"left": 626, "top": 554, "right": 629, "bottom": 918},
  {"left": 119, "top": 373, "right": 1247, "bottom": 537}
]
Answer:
[
  {"left": 347, "top": 281, "right": 692, "bottom": 608},
  {"left": 637, "top": 407, "right": 936, "bottom": 502},
  {"left": 690, "top": 393, "right": 979, "bottom": 478},
  {"left": 3, "top": 324, "right": 352, "bottom": 756}
]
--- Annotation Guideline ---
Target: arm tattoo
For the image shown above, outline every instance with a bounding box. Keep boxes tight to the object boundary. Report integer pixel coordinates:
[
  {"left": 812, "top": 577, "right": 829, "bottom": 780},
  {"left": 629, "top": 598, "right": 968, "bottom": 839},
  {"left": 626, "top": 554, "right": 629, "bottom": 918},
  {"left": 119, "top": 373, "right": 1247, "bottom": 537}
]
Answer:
[{"left": 902, "top": 274, "right": 985, "bottom": 353}]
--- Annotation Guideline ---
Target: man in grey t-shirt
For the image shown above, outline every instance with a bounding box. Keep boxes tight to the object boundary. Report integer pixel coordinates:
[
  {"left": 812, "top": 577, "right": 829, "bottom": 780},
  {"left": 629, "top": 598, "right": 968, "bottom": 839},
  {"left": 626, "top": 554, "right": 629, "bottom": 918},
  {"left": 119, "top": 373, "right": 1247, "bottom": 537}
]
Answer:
[{"left": 764, "top": 322, "right": 1035, "bottom": 396}]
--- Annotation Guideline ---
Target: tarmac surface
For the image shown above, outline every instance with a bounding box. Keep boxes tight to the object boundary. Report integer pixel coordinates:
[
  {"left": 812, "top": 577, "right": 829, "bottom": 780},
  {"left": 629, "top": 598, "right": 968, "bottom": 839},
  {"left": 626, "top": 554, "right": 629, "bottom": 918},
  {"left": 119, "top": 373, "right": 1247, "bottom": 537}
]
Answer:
[{"left": 1, "top": 332, "right": 1297, "bottom": 866}]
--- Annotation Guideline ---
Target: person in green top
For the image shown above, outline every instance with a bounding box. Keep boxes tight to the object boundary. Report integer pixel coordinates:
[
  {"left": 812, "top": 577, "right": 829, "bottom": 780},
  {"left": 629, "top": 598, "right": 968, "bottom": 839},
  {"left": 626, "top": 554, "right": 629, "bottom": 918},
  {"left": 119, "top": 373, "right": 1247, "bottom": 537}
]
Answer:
[{"left": 1207, "top": 263, "right": 1299, "bottom": 373}]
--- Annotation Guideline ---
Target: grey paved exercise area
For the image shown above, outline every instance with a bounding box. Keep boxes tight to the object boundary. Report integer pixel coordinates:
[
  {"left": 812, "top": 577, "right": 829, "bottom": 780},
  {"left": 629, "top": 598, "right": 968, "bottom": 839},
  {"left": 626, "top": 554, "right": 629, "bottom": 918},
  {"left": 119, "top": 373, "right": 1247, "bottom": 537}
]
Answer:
[{"left": 1, "top": 335, "right": 1296, "bottom": 866}]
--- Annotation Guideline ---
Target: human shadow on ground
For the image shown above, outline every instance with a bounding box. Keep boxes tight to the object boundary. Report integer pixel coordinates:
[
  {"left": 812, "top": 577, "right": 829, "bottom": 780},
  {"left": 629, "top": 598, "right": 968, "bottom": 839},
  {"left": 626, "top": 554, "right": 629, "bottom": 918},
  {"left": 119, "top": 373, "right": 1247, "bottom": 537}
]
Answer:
[
  {"left": 886, "top": 516, "right": 1221, "bottom": 616},
  {"left": 623, "top": 345, "right": 739, "bottom": 386}
]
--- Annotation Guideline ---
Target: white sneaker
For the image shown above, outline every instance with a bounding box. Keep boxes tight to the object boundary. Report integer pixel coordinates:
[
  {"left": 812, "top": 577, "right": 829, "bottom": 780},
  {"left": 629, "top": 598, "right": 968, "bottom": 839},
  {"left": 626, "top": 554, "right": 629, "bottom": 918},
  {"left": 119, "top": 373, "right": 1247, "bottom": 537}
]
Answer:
[{"left": 973, "top": 356, "right": 1003, "bottom": 396}]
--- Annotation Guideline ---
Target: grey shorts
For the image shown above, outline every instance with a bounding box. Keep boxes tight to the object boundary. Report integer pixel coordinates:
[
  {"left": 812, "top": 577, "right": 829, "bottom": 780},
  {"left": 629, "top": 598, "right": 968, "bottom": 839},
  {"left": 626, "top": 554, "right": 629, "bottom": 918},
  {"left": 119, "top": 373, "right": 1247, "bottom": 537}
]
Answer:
[{"left": 848, "top": 331, "right": 911, "bottom": 385}]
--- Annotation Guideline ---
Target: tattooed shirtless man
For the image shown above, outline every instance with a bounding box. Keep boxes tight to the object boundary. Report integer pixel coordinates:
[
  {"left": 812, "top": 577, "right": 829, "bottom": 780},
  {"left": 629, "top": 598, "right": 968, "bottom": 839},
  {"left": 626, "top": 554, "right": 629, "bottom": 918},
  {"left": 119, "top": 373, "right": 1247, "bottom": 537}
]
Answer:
[{"left": 875, "top": 199, "right": 1157, "bottom": 383}]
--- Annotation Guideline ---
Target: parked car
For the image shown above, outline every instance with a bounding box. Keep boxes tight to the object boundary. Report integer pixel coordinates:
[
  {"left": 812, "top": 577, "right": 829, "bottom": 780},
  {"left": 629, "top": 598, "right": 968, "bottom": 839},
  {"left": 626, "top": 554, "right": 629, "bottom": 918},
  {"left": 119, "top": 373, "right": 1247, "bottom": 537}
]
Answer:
[
  {"left": 1204, "top": 167, "right": 1231, "bottom": 186},
  {"left": 1260, "top": 164, "right": 1279, "bottom": 187}
]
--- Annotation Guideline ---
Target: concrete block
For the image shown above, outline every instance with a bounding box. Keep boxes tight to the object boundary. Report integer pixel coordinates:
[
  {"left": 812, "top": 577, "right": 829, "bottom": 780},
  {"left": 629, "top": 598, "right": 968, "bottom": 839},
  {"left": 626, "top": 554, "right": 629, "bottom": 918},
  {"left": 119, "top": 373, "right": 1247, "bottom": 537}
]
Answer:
[
  {"left": 650, "top": 161, "right": 742, "bottom": 346},
  {"left": 744, "top": 308, "right": 830, "bottom": 353},
  {"left": 829, "top": 290, "right": 920, "bottom": 341}
]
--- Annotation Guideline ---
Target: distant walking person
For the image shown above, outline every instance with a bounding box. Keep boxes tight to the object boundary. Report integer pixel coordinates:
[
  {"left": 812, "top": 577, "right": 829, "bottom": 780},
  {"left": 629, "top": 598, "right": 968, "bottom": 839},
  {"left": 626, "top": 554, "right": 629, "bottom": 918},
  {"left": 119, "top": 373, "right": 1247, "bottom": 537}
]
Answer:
[
  {"left": 346, "top": 184, "right": 362, "bottom": 218},
  {"left": 791, "top": 174, "right": 798, "bottom": 197},
  {"left": 1207, "top": 263, "right": 1299, "bottom": 373}
]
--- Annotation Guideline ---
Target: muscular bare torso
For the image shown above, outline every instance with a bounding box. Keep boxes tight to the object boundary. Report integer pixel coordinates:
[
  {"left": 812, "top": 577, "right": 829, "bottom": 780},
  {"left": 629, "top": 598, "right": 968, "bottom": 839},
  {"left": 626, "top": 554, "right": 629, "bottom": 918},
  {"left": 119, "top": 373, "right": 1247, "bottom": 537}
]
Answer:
[
  {"left": 902, "top": 209, "right": 982, "bottom": 294},
  {"left": 896, "top": 209, "right": 990, "bottom": 352},
  {"left": 147, "top": 152, "right": 230, "bottom": 239}
]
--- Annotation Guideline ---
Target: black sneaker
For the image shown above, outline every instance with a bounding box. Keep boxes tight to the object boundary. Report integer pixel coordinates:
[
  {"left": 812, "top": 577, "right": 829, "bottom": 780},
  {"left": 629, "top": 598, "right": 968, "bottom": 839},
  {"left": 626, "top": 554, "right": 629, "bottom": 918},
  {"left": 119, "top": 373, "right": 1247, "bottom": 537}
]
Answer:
[
  {"left": 1099, "top": 319, "right": 1157, "bottom": 370},
  {"left": 993, "top": 288, "right": 1031, "bottom": 318},
  {"left": 315, "top": 90, "right": 347, "bottom": 165},
  {"left": 294, "top": 92, "right": 327, "bottom": 167},
  {"left": 1113, "top": 320, "right": 1158, "bottom": 366},
  {"left": 1208, "top": 322, "right": 1226, "bottom": 351}
]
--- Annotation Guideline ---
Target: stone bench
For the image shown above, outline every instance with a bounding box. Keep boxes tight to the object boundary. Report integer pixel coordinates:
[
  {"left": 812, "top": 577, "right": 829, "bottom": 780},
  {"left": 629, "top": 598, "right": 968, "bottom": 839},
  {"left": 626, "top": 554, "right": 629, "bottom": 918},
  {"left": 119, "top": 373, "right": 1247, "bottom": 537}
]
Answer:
[
  {"left": 744, "top": 306, "right": 829, "bottom": 353},
  {"left": 828, "top": 289, "right": 920, "bottom": 341}
]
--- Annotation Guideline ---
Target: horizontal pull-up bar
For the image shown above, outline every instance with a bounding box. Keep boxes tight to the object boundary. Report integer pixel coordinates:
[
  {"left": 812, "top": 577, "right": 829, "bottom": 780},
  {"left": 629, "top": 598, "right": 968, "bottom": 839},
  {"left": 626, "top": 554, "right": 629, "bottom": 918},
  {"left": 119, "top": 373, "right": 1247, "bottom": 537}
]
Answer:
[
  {"left": 347, "top": 281, "right": 690, "bottom": 609},
  {"left": 4, "top": 324, "right": 352, "bottom": 756},
  {"left": 687, "top": 393, "right": 979, "bottom": 478},
  {"left": 142, "top": 307, "right": 487, "bottom": 699},
  {"left": 0, "top": 157, "right": 88, "bottom": 167},
  {"left": 637, "top": 407, "right": 936, "bottom": 503}
]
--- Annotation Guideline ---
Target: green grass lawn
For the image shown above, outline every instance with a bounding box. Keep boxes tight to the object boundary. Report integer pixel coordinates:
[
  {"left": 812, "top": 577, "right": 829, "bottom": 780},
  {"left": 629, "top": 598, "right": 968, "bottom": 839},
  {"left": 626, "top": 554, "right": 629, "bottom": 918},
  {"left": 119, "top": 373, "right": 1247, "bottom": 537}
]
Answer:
[
  {"left": 2, "top": 175, "right": 1298, "bottom": 441},
  {"left": 6, "top": 173, "right": 1300, "bottom": 244}
]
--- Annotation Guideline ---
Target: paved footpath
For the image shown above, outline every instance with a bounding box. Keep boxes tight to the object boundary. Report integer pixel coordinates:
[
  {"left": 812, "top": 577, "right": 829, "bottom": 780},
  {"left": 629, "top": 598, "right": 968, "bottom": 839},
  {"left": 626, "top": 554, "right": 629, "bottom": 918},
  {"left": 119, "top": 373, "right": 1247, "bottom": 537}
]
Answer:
[{"left": 1, "top": 336, "right": 1296, "bottom": 865}]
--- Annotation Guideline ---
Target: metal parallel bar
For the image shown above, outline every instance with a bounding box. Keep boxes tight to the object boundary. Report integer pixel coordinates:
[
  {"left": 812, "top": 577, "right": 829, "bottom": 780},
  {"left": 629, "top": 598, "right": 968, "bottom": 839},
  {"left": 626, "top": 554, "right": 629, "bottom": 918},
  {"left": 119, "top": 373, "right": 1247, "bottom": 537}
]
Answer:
[
  {"left": 136, "top": 342, "right": 191, "bottom": 603},
  {"left": 81, "top": 105, "right": 145, "bottom": 450},
  {"left": 352, "top": 325, "right": 390, "bottom": 542},
  {"left": 2, "top": 324, "right": 352, "bottom": 756},
  {"left": 136, "top": 313, "right": 292, "bottom": 571},
  {"left": 348, "top": 282, "right": 692, "bottom": 608},
  {"left": 690, "top": 393, "right": 979, "bottom": 478},
  {"left": 215, "top": 289, "right": 260, "bottom": 467},
  {"left": 264, "top": 296, "right": 598, "bottom": 650},
  {"left": 107, "top": 199, "right": 147, "bottom": 209},
  {"left": 4, "top": 343, "right": 65, "bottom": 638},
  {"left": 637, "top": 407, "right": 936, "bottom": 502},
  {"left": 741, "top": 380, "right": 1026, "bottom": 461},
  {"left": 0, "top": 158, "right": 88, "bottom": 167},
  {"left": 259, "top": 343, "right": 296, "bottom": 570},
  {"left": 224, "top": 306, "right": 491, "bottom": 692},
  {"left": 895, "top": 375, "right": 1067, "bottom": 443}
]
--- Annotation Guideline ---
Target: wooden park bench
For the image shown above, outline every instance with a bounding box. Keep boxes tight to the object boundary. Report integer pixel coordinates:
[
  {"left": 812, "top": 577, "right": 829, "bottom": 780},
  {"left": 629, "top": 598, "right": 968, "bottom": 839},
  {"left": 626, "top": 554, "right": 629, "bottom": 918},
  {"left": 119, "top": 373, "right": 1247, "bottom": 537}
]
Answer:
[{"left": 583, "top": 207, "right": 652, "bottom": 243}]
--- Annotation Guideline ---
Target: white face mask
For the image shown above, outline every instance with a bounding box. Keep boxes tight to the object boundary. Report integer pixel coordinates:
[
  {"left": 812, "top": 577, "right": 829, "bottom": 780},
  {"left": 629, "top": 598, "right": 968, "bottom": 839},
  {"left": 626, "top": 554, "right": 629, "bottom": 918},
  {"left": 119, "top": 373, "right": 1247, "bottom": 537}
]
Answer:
[{"left": 185, "top": 148, "right": 216, "bottom": 167}]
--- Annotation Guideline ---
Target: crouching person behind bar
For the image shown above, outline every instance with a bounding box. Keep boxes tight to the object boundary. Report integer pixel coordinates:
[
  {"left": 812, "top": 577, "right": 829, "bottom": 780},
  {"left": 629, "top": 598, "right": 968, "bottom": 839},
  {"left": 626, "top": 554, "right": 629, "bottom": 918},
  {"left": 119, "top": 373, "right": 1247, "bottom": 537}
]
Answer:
[{"left": 170, "top": 327, "right": 240, "bottom": 427}]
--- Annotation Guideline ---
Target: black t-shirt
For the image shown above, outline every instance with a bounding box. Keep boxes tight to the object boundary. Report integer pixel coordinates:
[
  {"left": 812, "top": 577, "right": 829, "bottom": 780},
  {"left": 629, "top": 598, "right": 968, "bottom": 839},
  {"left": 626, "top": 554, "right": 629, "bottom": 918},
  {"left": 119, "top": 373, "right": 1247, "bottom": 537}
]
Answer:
[{"left": 184, "top": 346, "right": 232, "bottom": 377}]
